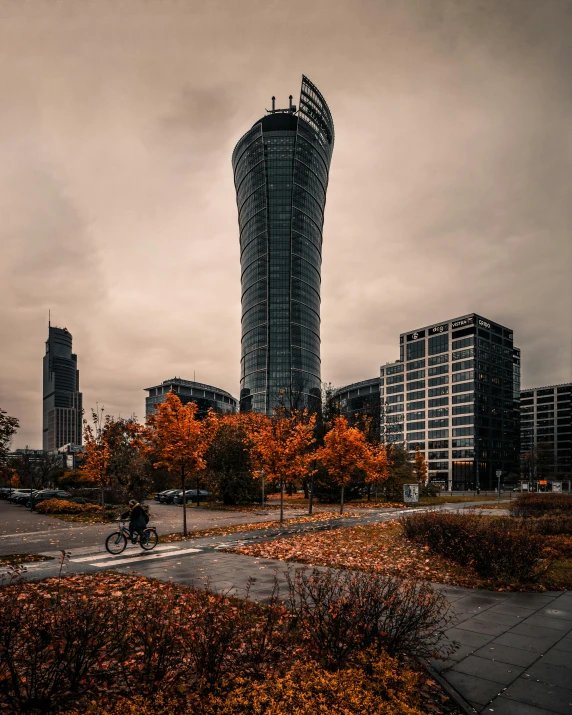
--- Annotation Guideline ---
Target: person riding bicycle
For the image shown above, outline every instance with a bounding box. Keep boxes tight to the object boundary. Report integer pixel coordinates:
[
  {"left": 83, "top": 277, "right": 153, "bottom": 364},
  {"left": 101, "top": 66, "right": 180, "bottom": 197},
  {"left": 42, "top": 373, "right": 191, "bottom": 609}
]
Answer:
[{"left": 120, "top": 499, "right": 149, "bottom": 544}]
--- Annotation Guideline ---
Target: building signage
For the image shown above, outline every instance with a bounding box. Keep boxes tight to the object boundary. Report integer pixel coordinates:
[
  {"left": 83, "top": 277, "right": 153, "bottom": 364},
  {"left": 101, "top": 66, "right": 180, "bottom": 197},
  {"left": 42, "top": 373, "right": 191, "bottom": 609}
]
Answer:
[
  {"left": 403, "top": 484, "right": 419, "bottom": 503},
  {"left": 539, "top": 480, "right": 547, "bottom": 485},
  {"left": 406, "top": 330, "right": 425, "bottom": 342},
  {"left": 553, "top": 482, "right": 562, "bottom": 493},
  {"left": 430, "top": 323, "right": 448, "bottom": 334},
  {"left": 451, "top": 317, "right": 474, "bottom": 329},
  {"left": 478, "top": 319, "right": 491, "bottom": 329}
]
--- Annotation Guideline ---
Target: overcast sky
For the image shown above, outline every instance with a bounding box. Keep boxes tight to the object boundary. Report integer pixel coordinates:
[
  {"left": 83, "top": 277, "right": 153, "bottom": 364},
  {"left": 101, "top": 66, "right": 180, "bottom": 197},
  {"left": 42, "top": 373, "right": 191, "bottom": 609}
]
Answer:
[{"left": 1, "top": 0, "right": 571, "bottom": 448}]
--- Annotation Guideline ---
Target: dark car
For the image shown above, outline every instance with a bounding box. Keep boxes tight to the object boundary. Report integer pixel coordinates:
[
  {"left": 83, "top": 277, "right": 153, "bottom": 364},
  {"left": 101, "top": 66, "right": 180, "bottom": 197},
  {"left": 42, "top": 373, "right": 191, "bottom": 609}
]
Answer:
[
  {"left": 158, "top": 489, "right": 180, "bottom": 504},
  {"left": 162, "top": 489, "right": 184, "bottom": 504},
  {"left": 172, "top": 489, "right": 210, "bottom": 505},
  {"left": 27, "top": 490, "right": 71, "bottom": 508},
  {"left": 0, "top": 487, "right": 15, "bottom": 499},
  {"left": 9, "top": 489, "right": 38, "bottom": 504},
  {"left": 154, "top": 489, "right": 174, "bottom": 502}
]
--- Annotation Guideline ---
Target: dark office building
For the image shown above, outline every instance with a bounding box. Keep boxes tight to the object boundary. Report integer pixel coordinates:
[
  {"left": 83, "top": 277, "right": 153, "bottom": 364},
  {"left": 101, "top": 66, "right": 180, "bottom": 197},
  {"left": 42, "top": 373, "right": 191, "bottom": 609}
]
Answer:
[
  {"left": 144, "top": 378, "right": 237, "bottom": 418},
  {"left": 333, "top": 378, "right": 381, "bottom": 435},
  {"left": 43, "top": 326, "right": 82, "bottom": 451},
  {"left": 232, "top": 76, "right": 334, "bottom": 414},
  {"left": 380, "top": 314, "right": 520, "bottom": 490},
  {"left": 520, "top": 383, "right": 572, "bottom": 480}
]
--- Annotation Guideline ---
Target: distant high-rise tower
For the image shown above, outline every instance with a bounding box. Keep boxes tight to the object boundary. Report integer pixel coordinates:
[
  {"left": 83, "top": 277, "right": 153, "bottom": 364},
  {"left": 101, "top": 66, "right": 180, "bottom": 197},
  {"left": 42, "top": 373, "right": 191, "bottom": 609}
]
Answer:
[
  {"left": 232, "top": 76, "right": 334, "bottom": 414},
  {"left": 43, "top": 325, "right": 82, "bottom": 451}
]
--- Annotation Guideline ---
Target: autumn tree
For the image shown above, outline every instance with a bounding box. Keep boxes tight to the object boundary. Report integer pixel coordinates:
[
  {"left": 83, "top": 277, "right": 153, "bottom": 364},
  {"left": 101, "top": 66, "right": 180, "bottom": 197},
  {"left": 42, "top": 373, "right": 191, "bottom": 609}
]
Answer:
[
  {"left": 316, "top": 415, "right": 370, "bottom": 514},
  {"left": 247, "top": 409, "right": 316, "bottom": 523},
  {"left": 0, "top": 408, "right": 19, "bottom": 490},
  {"left": 382, "top": 444, "right": 415, "bottom": 502},
  {"left": 413, "top": 446, "right": 428, "bottom": 486},
  {"left": 144, "top": 392, "right": 216, "bottom": 536},
  {"left": 363, "top": 442, "right": 390, "bottom": 501}
]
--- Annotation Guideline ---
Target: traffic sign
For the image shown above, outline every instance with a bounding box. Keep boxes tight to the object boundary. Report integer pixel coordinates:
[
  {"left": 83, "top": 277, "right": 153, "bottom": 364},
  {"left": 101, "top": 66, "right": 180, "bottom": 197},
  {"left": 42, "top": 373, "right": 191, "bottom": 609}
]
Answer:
[{"left": 496, "top": 470, "right": 502, "bottom": 478}]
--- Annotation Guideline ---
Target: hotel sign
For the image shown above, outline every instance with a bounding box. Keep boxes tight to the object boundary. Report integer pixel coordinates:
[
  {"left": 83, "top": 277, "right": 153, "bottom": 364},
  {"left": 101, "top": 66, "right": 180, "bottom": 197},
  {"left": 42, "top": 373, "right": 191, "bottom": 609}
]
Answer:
[
  {"left": 406, "top": 330, "right": 425, "bottom": 342},
  {"left": 452, "top": 317, "right": 474, "bottom": 329}
]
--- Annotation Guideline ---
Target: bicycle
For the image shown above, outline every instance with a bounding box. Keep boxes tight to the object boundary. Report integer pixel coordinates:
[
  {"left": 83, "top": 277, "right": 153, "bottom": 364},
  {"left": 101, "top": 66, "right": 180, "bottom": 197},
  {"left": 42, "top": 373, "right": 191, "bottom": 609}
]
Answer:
[{"left": 105, "top": 520, "right": 159, "bottom": 555}]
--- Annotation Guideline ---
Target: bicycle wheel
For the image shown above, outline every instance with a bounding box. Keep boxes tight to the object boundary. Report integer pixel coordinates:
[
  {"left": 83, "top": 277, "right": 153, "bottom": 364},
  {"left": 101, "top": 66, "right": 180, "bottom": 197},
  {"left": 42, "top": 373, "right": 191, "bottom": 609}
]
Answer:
[
  {"left": 105, "top": 531, "right": 127, "bottom": 555},
  {"left": 140, "top": 528, "right": 158, "bottom": 551}
]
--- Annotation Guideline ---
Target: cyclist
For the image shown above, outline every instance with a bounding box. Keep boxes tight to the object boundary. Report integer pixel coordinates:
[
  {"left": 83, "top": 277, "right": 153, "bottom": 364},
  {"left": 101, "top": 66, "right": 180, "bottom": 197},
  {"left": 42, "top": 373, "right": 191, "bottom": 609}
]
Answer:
[{"left": 120, "top": 499, "right": 149, "bottom": 544}]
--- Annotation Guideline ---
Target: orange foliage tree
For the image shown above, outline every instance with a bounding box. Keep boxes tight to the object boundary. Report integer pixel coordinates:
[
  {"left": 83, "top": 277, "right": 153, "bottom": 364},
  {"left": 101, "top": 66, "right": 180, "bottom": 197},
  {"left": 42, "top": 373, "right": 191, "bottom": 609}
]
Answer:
[
  {"left": 81, "top": 410, "right": 112, "bottom": 507},
  {"left": 363, "top": 442, "right": 390, "bottom": 499},
  {"left": 316, "top": 415, "right": 370, "bottom": 514},
  {"left": 246, "top": 409, "right": 316, "bottom": 524},
  {"left": 413, "top": 446, "right": 428, "bottom": 486},
  {"left": 144, "top": 392, "right": 217, "bottom": 536}
]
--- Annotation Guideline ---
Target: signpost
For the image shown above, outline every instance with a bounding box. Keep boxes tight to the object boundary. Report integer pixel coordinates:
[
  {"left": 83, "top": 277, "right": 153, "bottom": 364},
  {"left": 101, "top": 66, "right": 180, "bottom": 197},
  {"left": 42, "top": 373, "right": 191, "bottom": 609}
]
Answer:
[
  {"left": 552, "top": 482, "right": 562, "bottom": 494},
  {"left": 403, "top": 484, "right": 419, "bottom": 504},
  {"left": 496, "top": 469, "right": 502, "bottom": 504}
]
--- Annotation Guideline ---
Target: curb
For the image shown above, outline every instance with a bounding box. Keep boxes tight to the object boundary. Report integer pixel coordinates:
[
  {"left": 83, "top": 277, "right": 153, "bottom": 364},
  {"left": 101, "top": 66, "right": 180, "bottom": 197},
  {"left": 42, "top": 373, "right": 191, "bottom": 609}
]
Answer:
[{"left": 426, "top": 664, "right": 478, "bottom": 715}]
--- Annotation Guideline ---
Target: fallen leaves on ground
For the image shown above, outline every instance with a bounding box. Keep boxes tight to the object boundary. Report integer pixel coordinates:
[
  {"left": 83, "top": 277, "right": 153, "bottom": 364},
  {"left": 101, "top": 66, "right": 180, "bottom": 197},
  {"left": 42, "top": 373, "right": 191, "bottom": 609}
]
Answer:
[{"left": 0, "top": 553, "right": 54, "bottom": 567}]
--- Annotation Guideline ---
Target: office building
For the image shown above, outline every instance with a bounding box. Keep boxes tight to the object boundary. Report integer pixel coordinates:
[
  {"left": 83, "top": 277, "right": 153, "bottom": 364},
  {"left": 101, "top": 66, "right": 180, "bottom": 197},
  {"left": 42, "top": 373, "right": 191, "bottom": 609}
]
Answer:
[
  {"left": 520, "top": 383, "right": 572, "bottom": 480},
  {"left": 380, "top": 314, "right": 520, "bottom": 490},
  {"left": 332, "top": 377, "right": 381, "bottom": 434},
  {"left": 43, "top": 325, "right": 82, "bottom": 451},
  {"left": 232, "top": 76, "right": 334, "bottom": 414},
  {"left": 144, "top": 378, "right": 237, "bottom": 417}
]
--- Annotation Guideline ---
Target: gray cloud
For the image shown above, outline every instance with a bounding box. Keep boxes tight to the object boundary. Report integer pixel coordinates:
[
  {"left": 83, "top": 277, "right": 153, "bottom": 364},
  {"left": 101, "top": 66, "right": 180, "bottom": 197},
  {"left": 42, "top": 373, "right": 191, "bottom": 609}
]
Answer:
[{"left": 0, "top": 0, "right": 570, "bottom": 447}]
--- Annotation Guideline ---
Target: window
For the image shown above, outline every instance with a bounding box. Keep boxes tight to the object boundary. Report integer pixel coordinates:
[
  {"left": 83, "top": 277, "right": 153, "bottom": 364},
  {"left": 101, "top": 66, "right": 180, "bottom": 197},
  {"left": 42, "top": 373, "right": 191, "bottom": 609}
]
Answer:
[
  {"left": 407, "top": 370, "right": 425, "bottom": 381},
  {"left": 428, "top": 364, "right": 449, "bottom": 376},
  {"left": 428, "top": 354, "right": 449, "bottom": 366},
  {"left": 387, "top": 374, "right": 404, "bottom": 384},
  {"left": 407, "top": 400, "right": 425, "bottom": 411},
  {"left": 452, "top": 336, "right": 474, "bottom": 350},
  {"left": 386, "top": 363, "right": 404, "bottom": 375},
  {"left": 429, "top": 451, "right": 448, "bottom": 459},
  {"left": 429, "top": 376, "right": 449, "bottom": 387},
  {"left": 428, "top": 407, "right": 449, "bottom": 418},
  {"left": 452, "top": 415, "right": 474, "bottom": 426},
  {"left": 451, "top": 438, "right": 473, "bottom": 447},
  {"left": 453, "top": 371, "right": 474, "bottom": 383},
  {"left": 407, "top": 390, "right": 425, "bottom": 401},
  {"left": 429, "top": 440, "right": 449, "bottom": 449},
  {"left": 387, "top": 384, "right": 404, "bottom": 394},
  {"left": 428, "top": 334, "right": 448, "bottom": 356},
  {"left": 407, "top": 431, "right": 425, "bottom": 441},
  {"left": 452, "top": 348, "right": 474, "bottom": 361},
  {"left": 429, "top": 418, "right": 448, "bottom": 428},
  {"left": 428, "top": 386, "right": 449, "bottom": 397},
  {"left": 387, "top": 394, "right": 404, "bottom": 404},
  {"left": 452, "top": 449, "right": 474, "bottom": 459},
  {"left": 406, "top": 359, "right": 425, "bottom": 371},
  {"left": 407, "top": 380, "right": 426, "bottom": 391},
  {"left": 429, "top": 429, "right": 449, "bottom": 439},
  {"left": 407, "top": 421, "right": 425, "bottom": 431},
  {"left": 386, "top": 403, "right": 404, "bottom": 412},
  {"left": 452, "top": 382, "right": 474, "bottom": 393},
  {"left": 407, "top": 411, "right": 425, "bottom": 421},
  {"left": 429, "top": 397, "right": 448, "bottom": 407},
  {"left": 429, "top": 461, "right": 449, "bottom": 470},
  {"left": 452, "top": 427, "right": 474, "bottom": 436},
  {"left": 452, "top": 393, "right": 473, "bottom": 404},
  {"left": 406, "top": 341, "right": 425, "bottom": 361},
  {"left": 452, "top": 359, "right": 474, "bottom": 372},
  {"left": 452, "top": 404, "right": 474, "bottom": 414}
]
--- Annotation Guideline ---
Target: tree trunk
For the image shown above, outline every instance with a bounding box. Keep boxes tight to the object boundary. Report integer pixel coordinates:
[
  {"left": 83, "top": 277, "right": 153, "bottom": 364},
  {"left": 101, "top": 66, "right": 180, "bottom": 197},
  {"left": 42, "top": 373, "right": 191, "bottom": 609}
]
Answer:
[
  {"left": 287, "top": 481, "right": 293, "bottom": 497},
  {"left": 182, "top": 469, "right": 187, "bottom": 537},
  {"left": 367, "top": 483, "right": 371, "bottom": 502},
  {"left": 340, "top": 484, "right": 345, "bottom": 515},
  {"left": 303, "top": 478, "right": 309, "bottom": 499},
  {"left": 279, "top": 478, "right": 284, "bottom": 524},
  {"left": 308, "top": 472, "right": 314, "bottom": 515}
]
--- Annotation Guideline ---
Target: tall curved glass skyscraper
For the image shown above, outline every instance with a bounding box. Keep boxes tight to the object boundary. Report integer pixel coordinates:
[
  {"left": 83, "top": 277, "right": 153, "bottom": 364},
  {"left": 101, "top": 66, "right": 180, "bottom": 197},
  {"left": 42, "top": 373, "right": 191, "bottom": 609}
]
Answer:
[{"left": 232, "top": 76, "right": 334, "bottom": 414}]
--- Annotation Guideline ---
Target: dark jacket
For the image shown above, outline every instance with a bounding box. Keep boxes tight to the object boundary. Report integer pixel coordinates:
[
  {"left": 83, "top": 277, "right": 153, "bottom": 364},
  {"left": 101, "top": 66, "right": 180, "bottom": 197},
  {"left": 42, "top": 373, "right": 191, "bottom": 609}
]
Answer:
[{"left": 120, "top": 503, "right": 149, "bottom": 529}]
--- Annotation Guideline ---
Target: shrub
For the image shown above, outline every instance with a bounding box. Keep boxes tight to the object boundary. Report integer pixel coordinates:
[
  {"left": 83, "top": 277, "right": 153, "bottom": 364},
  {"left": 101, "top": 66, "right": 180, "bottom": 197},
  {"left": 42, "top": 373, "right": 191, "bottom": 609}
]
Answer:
[
  {"left": 509, "top": 493, "right": 572, "bottom": 518},
  {"left": 401, "top": 511, "right": 546, "bottom": 583},
  {"left": 285, "top": 567, "right": 453, "bottom": 669},
  {"left": 36, "top": 499, "right": 102, "bottom": 514}
]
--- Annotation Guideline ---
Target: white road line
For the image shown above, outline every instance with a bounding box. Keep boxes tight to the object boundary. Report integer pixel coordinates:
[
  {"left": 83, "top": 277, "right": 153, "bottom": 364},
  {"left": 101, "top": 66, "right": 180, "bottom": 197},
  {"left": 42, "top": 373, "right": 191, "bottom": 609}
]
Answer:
[
  {"left": 0, "top": 526, "right": 87, "bottom": 539},
  {"left": 91, "top": 547, "right": 202, "bottom": 568},
  {"left": 70, "top": 544, "right": 179, "bottom": 563}
]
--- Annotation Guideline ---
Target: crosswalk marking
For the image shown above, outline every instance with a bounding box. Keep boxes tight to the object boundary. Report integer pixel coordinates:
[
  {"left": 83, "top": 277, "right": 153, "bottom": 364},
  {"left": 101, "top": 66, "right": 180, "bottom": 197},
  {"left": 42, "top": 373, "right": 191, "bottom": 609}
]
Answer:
[
  {"left": 70, "top": 544, "right": 179, "bottom": 563},
  {"left": 91, "top": 546, "right": 202, "bottom": 568}
]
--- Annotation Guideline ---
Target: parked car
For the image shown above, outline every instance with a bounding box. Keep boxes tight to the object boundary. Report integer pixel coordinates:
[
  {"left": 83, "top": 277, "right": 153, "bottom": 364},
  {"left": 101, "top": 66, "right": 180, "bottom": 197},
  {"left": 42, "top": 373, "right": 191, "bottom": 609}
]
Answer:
[
  {"left": 172, "top": 489, "right": 210, "bottom": 505},
  {"left": 154, "top": 489, "right": 174, "bottom": 502},
  {"left": 27, "top": 490, "right": 71, "bottom": 508},
  {"left": 0, "top": 487, "right": 15, "bottom": 499},
  {"left": 158, "top": 489, "right": 180, "bottom": 504},
  {"left": 162, "top": 489, "right": 184, "bottom": 504},
  {"left": 9, "top": 489, "right": 38, "bottom": 504}
]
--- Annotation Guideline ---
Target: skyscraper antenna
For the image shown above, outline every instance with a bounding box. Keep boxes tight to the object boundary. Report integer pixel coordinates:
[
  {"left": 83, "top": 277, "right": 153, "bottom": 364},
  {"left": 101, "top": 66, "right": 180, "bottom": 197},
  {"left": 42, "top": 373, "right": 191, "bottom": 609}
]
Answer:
[
  {"left": 48, "top": 309, "right": 51, "bottom": 328},
  {"left": 271, "top": 96, "right": 275, "bottom": 113}
]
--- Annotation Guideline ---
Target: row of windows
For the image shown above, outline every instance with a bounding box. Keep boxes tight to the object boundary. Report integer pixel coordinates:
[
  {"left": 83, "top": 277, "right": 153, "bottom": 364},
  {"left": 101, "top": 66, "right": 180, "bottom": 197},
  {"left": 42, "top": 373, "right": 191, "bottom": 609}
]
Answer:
[{"left": 428, "top": 354, "right": 448, "bottom": 366}]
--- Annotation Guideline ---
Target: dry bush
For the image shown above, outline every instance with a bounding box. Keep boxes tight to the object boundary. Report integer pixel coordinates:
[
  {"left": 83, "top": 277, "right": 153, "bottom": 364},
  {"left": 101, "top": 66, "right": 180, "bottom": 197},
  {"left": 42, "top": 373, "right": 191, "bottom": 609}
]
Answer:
[
  {"left": 36, "top": 499, "right": 102, "bottom": 515},
  {"left": 509, "top": 493, "right": 572, "bottom": 518}
]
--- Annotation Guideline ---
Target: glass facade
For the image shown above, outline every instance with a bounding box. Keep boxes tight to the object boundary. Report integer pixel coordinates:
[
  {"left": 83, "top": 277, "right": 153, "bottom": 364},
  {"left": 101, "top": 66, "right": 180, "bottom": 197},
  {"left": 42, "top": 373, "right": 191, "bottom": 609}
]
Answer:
[
  {"left": 145, "top": 378, "right": 237, "bottom": 418},
  {"left": 333, "top": 378, "right": 381, "bottom": 437},
  {"left": 232, "top": 76, "right": 334, "bottom": 414}
]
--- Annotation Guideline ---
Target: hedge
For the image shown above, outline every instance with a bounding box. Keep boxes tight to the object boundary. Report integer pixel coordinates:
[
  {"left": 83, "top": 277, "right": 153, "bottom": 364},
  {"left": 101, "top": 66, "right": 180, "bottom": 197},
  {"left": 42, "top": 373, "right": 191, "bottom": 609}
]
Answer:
[{"left": 36, "top": 499, "right": 103, "bottom": 515}]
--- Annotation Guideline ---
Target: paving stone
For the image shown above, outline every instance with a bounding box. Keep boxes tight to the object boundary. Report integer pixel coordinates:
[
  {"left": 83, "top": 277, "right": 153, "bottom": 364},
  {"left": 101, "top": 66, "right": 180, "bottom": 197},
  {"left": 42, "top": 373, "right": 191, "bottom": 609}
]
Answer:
[
  {"left": 445, "top": 627, "right": 496, "bottom": 649},
  {"left": 479, "top": 697, "right": 563, "bottom": 715},
  {"left": 552, "top": 639, "right": 572, "bottom": 654},
  {"left": 446, "top": 643, "right": 481, "bottom": 662},
  {"left": 509, "top": 623, "right": 569, "bottom": 641},
  {"left": 523, "top": 615, "right": 572, "bottom": 633},
  {"left": 500, "top": 678, "right": 572, "bottom": 715},
  {"left": 538, "top": 608, "right": 572, "bottom": 623},
  {"left": 492, "top": 632, "right": 561, "bottom": 653},
  {"left": 444, "top": 671, "right": 504, "bottom": 706},
  {"left": 451, "top": 655, "right": 524, "bottom": 685},
  {"left": 488, "top": 603, "right": 538, "bottom": 618},
  {"left": 538, "top": 649, "right": 572, "bottom": 670},
  {"left": 456, "top": 619, "right": 511, "bottom": 637},
  {"left": 501, "top": 593, "right": 559, "bottom": 607},
  {"left": 453, "top": 594, "right": 509, "bottom": 610},
  {"left": 473, "top": 644, "right": 543, "bottom": 668},
  {"left": 473, "top": 610, "right": 527, "bottom": 627},
  {"left": 523, "top": 661, "right": 572, "bottom": 691}
]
